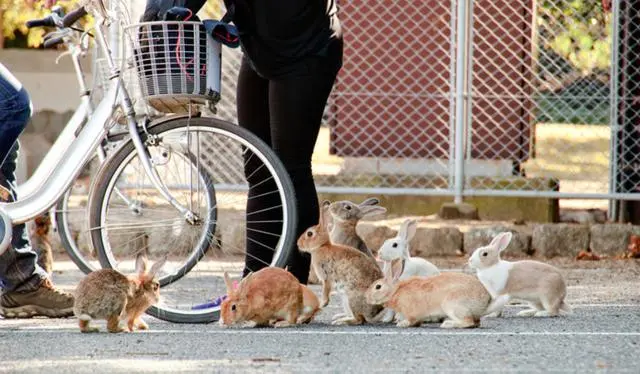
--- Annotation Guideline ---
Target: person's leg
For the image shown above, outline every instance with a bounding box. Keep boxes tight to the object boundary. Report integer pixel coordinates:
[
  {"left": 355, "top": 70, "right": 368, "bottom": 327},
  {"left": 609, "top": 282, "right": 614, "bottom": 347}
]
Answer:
[
  {"left": 235, "top": 56, "right": 277, "bottom": 276},
  {"left": 0, "top": 63, "right": 73, "bottom": 318},
  {"left": 0, "top": 64, "right": 45, "bottom": 293},
  {"left": 267, "top": 43, "right": 343, "bottom": 283}
]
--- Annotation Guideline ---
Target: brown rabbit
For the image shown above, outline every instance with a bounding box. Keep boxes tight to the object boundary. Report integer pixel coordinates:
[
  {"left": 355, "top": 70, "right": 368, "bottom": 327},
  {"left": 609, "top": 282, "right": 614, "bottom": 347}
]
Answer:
[
  {"left": 270, "top": 283, "right": 321, "bottom": 325},
  {"left": 219, "top": 267, "right": 305, "bottom": 328},
  {"left": 366, "top": 268, "right": 492, "bottom": 328},
  {"left": 297, "top": 204, "right": 385, "bottom": 325},
  {"left": 30, "top": 213, "right": 53, "bottom": 276},
  {"left": 324, "top": 197, "right": 386, "bottom": 258},
  {"left": 298, "top": 284, "right": 321, "bottom": 324},
  {"left": 73, "top": 253, "right": 166, "bottom": 333}
]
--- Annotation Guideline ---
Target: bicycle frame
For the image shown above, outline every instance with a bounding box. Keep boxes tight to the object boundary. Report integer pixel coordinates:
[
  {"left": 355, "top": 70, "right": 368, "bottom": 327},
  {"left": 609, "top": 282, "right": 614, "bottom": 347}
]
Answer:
[{"left": 0, "top": 8, "right": 198, "bottom": 254}]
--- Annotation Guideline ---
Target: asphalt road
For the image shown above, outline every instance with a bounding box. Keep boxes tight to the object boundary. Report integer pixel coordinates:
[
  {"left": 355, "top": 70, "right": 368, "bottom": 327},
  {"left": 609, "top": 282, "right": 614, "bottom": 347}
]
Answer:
[{"left": 1, "top": 260, "right": 640, "bottom": 373}]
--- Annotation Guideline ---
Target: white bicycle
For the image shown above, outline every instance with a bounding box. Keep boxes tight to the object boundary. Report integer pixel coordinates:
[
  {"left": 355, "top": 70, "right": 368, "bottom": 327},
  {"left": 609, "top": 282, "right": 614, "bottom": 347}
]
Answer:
[{"left": 1, "top": 0, "right": 297, "bottom": 323}]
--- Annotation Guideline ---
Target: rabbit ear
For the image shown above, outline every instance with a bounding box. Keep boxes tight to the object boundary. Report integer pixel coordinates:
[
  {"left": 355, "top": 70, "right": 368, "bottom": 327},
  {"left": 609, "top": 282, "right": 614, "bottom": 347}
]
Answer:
[
  {"left": 399, "top": 219, "right": 417, "bottom": 241},
  {"left": 390, "top": 258, "right": 404, "bottom": 282},
  {"left": 359, "top": 197, "right": 380, "bottom": 207},
  {"left": 319, "top": 201, "right": 331, "bottom": 230},
  {"left": 135, "top": 252, "right": 148, "bottom": 275},
  {"left": 357, "top": 205, "right": 387, "bottom": 219},
  {"left": 148, "top": 256, "right": 167, "bottom": 278},
  {"left": 223, "top": 272, "right": 234, "bottom": 294},
  {"left": 490, "top": 232, "right": 513, "bottom": 253}
]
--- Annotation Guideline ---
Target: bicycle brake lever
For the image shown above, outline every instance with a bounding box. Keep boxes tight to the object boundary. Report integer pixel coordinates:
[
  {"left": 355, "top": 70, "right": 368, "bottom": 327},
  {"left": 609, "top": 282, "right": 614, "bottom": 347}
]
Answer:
[{"left": 55, "top": 50, "right": 73, "bottom": 64}]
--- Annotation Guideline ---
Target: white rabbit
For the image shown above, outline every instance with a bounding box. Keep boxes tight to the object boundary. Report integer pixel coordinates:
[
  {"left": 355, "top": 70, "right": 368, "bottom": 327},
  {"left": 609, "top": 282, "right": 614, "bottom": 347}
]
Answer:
[
  {"left": 378, "top": 219, "right": 440, "bottom": 279},
  {"left": 468, "top": 231, "right": 572, "bottom": 318},
  {"left": 377, "top": 219, "right": 440, "bottom": 323}
]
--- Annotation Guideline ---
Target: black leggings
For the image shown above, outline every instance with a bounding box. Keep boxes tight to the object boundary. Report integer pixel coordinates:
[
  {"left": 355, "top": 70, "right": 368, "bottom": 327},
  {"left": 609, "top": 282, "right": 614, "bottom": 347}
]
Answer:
[{"left": 237, "top": 43, "right": 342, "bottom": 284}]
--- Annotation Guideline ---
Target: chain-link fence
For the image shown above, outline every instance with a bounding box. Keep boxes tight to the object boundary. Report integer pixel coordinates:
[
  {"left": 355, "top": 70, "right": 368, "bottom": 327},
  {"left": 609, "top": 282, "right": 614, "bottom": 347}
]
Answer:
[
  {"left": 113, "top": 1, "right": 639, "bottom": 209},
  {"left": 207, "top": 0, "right": 640, "bottom": 207}
]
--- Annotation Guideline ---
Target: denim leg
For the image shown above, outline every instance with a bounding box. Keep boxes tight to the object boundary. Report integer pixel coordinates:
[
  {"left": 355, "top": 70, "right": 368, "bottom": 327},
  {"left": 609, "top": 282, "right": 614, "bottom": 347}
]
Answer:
[{"left": 0, "top": 63, "right": 47, "bottom": 293}]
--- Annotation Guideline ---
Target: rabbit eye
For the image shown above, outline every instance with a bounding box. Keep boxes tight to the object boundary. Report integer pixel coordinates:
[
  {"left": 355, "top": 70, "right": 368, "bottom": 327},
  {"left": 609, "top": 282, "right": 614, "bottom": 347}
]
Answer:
[
  {"left": 482, "top": 252, "right": 488, "bottom": 257},
  {"left": 345, "top": 205, "right": 352, "bottom": 210},
  {"left": 306, "top": 231, "right": 313, "bottom": 237},
  {"left": 231, "top": 304, "right": 237, "bottom": 312},
  {"left": 392, "top": 243, "right": 398, "bottom": 248},
  {"left": 375, "top": 284, "right": 382, "bottom": 290}
]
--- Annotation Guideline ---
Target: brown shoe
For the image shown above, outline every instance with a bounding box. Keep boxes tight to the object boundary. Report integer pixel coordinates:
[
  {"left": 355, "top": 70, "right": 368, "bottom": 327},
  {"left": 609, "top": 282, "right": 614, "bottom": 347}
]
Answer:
[{"left": 1, "top": 279, "right": 74, "bottom": 318}]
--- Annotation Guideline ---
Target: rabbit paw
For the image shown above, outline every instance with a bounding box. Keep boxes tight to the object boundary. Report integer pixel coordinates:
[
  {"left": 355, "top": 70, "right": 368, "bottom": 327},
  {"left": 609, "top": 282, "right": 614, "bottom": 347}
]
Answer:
[
  {"left": 241, "top": 320, "right": 259, "bottom": 328},
  {"left": 484, "top": 311, "right": 502, "bottom": 318},
  {"left": 396, "top": 319, "right": 418, "bottom": 328},
  {"left": 440, "top": 319, "right": 458, "bottom": 329},
  {"left": 381, "top": 309, "right": 396, "bottom": 324},
  {"left": 331, "top": 313, "right": 347, "bottom": 322},
  {"left": 273, "top": 320, "right": 293, "bottom": 328},
  {"left": 517, "top": 308, "right": 539, "bottom": 317},
  {"left": 332, "top": 316, "right": 362, "bottom": 326}
]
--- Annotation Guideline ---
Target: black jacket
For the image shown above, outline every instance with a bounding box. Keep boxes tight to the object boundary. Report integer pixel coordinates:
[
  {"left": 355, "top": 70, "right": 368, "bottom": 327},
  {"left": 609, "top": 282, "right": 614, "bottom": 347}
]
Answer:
[{"left": 226, "top": 0, "right": 342, "bottom": 79}]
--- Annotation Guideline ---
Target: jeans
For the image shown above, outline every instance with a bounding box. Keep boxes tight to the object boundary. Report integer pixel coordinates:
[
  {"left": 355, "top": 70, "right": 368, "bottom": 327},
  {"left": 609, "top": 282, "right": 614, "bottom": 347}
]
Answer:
[{"left": 0, "top": 62, "right": 47, "bottom": 293}]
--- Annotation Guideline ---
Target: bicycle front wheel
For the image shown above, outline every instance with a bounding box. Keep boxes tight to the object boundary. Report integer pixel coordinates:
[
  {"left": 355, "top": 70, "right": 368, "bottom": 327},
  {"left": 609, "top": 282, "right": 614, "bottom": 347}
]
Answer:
[{"left": 88, "top": 116, "right": 297, "bottom": 323}]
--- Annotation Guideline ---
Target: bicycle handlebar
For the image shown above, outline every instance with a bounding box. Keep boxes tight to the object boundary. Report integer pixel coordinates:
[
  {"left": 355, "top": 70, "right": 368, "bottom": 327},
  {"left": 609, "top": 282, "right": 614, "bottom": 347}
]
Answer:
[
  {"left": 43, "top": 35, "right": 65, "bottom": 48},
  {"left": 62, "top": 7, "right": 87, "bottom": 28},
  {"left": 26, "top": 16, "right": 56, "bottom": 29}
]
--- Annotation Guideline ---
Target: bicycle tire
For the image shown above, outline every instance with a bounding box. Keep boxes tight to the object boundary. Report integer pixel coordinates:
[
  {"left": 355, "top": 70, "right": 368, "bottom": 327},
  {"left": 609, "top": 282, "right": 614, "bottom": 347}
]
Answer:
[
  {"left": 54, "top": 187, "right": 96, "bottom": 274},
  {"left": 88, "top": 117, "right": 297, "bottom": 323}
]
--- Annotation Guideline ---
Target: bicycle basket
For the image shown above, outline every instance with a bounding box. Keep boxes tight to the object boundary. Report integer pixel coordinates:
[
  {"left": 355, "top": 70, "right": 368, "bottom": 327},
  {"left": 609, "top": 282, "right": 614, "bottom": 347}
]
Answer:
[{"left": 125, "top": 21, "right": 222, "bottom": 114}]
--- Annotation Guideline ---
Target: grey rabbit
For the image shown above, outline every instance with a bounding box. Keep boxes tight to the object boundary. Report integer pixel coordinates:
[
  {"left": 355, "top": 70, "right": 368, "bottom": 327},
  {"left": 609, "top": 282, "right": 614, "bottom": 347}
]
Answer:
[{"left": 323, "top": 197, "right": 387, "bottom": 258}]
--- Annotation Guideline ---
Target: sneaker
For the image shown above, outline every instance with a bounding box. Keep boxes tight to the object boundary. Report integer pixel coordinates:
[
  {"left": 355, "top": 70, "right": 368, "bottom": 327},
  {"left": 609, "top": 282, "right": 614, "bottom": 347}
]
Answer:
[
  {"left": 191, "top": 294, "right": 227, "bottom": 310},
  {"left": 191, "top": 280, "right": 238, "bottom": 310},
  {"left": 0, "top": 279, "right": 74, "bottom": 318}
]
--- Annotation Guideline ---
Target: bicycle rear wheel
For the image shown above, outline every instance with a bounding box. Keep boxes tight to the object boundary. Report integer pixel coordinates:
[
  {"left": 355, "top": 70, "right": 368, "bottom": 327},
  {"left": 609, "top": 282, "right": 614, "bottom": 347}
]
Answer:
[
  {"left": 88, "top": 116, "right": 297, "bottom": 323},
  {"left": 53, "top": 156, "right": 103, "bottom": 274}
]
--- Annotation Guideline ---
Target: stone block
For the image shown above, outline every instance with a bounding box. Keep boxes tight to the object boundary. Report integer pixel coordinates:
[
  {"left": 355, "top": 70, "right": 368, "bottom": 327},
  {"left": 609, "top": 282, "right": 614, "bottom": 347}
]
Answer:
[
  {"left": 464, "top": 226, "right": 532, "bottom": 255},
  {"left": 589, "top": 224, "right": 632, "bottom": 256},
  {"left": 531, "top": 224, "right": 589, "bottom": 257},
  {"left": 356, "top": 223, "right": 397, "bottom": 255},
  {"left": 411, "top": 227, "right": 463, "bottom": 257},
  {"left": 438, "top": 202, "right": 479, "bottom": 220}
]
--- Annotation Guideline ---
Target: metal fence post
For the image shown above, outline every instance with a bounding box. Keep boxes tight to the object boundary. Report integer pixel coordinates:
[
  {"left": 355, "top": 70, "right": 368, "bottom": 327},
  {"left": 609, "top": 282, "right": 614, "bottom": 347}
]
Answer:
[
  {"left": 608, "top": 0, "right": 621, "bottom": 221},
  {"left": 453, "top": 0, "right": 468, "bottom": 204}
]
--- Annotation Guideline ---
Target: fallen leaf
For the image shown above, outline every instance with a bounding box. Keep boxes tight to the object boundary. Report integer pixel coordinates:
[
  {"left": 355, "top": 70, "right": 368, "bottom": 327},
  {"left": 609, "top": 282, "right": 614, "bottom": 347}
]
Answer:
[{"left": 576, "top": 250, "right": 601, "bottom": 261}]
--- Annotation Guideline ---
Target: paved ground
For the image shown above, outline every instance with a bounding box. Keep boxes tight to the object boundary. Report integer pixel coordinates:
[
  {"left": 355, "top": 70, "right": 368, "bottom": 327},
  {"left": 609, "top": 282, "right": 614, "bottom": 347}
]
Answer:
[{"left": 1, "top": 257, "right": 640, "bottom": 373}]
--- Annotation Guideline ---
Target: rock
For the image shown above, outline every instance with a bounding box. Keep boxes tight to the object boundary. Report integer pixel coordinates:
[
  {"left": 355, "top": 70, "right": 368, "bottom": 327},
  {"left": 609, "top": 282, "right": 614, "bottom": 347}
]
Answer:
[
  {"left": 356, "top": 223, "right": 398, "bottom": 256},
  {"left": 411, "top": 227, "right": 463, "bottom": 257},
  {"left": 438, "top": 202, "right": 479, "bottom": 220},
  {"left": 589, "top": 224, "right": 632, "bottom": 256},
  {"left": 560, "top": 209, "right": 608, "bottom": 224},
  {"left": 531, "top": 224, "right": 589, "bottom": 257},
  {"left": 464, "top": 226, "right": 532, "bottom": 255}
]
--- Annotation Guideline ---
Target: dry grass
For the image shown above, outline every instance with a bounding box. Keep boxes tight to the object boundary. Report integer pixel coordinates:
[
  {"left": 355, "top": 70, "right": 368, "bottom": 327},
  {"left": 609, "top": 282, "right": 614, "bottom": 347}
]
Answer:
[
  {"left": 312, "top": 123, "right": 611, "bottom": 184},
  {"left": 523, "top": 123, "right": 610, "bottom": 182}
]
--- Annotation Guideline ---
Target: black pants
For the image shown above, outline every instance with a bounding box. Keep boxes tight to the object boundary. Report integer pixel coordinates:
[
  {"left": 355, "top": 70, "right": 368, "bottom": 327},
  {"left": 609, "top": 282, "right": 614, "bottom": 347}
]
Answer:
[{"left": 237, "top": 41, "right": 342, "bottom": 284}]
